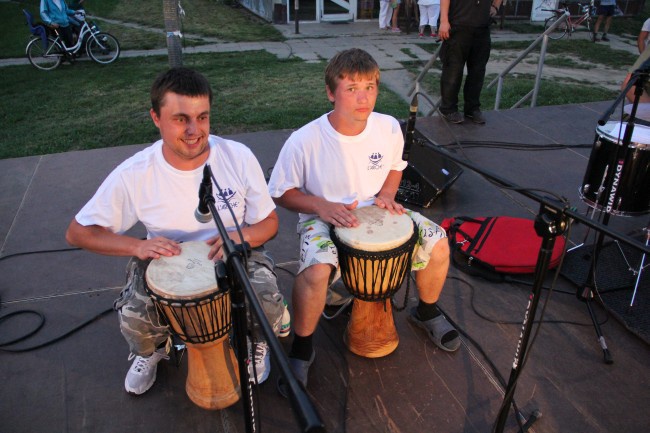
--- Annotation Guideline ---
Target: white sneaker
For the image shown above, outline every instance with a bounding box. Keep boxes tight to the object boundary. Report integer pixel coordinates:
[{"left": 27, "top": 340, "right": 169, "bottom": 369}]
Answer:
[
  {"left": 279, "top": 300, "right": 291, "bottom": 337},
  {"left": 124, "top": 348, "right": 169, "bottom": 395},
  {"left": 247, "top": 339, "right": 270, "bottom": 384}
]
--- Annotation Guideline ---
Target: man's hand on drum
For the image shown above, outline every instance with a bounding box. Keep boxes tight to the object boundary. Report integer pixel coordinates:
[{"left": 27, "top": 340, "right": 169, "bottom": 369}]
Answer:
[
  {"left": 205, "top": 232, "right": 243, "bottom": 261},
  {"left": 374, "top": 194, "right": 405, "bottom": 215},
  {"left": 316, "top": 199, "right": 359, "bottom": 228},
  {"left": 137, "top": 237, "right": 181, "bottom": 260}
]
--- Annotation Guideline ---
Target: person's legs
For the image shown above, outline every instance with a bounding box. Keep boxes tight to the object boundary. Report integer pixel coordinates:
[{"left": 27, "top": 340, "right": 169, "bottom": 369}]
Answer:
[
  {"left": 418, "top": 4, "right": 428, "bottom": 35},
  {"left": 391, "top": 1, "right": 401, "bottom": 31},
  {"left": 246, "top": 249, "right": 286, "bottom": 384},
  {"left": 405, "top": 211, "right": 460, "bottom": 352},
  {"left": 440, "top": 27, "right": 472, "bottom": 116},
  {"left": 379, "top": 0, "right": 392, "bottom": 28},
  {"left": 463, "top": 26, "right": 491, "bottom": 116},
  {"left": 114, "top": 258, "right": 171, "bottom": 395},
  {"left": 430, "top": 4, "right": 441, "bottom": 35}
]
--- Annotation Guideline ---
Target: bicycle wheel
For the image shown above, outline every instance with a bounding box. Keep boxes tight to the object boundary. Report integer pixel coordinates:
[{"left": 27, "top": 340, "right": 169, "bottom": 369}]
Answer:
[
  {"left": 544, "top": 15, "right": 568, "bottom": 40},
  {"left": 86, "top": 32, "right": 120, "bottom": 64},
  {"left": 26, "top": 37, "right": 63, "bottom": 71}
]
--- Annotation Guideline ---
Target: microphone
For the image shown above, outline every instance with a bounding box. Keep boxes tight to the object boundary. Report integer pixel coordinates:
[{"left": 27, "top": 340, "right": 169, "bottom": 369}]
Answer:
[
  {"left": 194, "top": 164, "right": 213, "bottom": 223},
  {"left": 402, "top": 93, "right": 418, "bottom": 161}
]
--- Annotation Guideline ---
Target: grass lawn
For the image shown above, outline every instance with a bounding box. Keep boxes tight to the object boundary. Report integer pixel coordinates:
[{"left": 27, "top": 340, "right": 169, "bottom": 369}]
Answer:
[{"left": 0, "top": 51, "right": 408, "bottom": 160}]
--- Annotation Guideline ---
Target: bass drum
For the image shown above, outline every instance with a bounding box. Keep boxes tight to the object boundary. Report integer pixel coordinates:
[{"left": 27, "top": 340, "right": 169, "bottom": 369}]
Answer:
[{"left": 580, "top": 121, "right": 650, "bottom": 216}]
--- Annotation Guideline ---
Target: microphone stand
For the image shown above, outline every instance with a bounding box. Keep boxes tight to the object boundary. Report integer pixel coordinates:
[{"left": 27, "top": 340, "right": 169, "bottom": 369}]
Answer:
[
  {"left": 407, "top": 135, "right": 650, "bottom": 433},
  {"left": 198, "top": 164, "right": 325, "bottom": 433}
]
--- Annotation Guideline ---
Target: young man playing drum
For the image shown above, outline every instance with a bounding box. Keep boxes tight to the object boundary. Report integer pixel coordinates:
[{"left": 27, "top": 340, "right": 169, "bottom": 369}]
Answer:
[
  {"left": 268, "top": 48, "right": 460, "bottom": 393},
  {"left": 66, "top": 68, "right": 289, "bottom": 394}
]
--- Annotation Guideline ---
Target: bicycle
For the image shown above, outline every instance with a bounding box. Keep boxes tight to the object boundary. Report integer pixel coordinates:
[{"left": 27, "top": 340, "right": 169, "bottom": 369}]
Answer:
[
  {"left": 542, "top": 0, "right": 596, "bottom": 40},
  {"left": 25, "top": 10, "right": 120, "bottom": 71}
]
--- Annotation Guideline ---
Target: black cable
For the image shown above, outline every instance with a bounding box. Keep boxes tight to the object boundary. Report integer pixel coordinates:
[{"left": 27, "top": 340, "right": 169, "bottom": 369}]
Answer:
[
  {"left": 0, "top": 307, "right": 113, "bottom": 353},
  {"left": 0, "top": 247, "right": 110, "bottom": 353}
]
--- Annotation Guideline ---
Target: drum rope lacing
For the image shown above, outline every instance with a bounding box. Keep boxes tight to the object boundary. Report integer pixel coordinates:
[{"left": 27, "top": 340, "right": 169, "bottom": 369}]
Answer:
[{"left": 331, "top": 221, "right": 418, "bottom": 312}]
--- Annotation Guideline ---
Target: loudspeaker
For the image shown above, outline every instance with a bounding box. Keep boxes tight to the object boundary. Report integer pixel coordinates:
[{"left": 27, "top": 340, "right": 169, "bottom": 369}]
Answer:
[{"left": 396, "top": 131, "right": 463, "bottom": 208}]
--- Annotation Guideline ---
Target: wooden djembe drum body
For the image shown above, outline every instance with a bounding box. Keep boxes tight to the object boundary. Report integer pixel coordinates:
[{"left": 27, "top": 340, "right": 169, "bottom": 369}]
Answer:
[
  {"left": 145, "top": 241, "right": 240, "bottom": 410},
  {"left": 331, "top": 206, "right": 417, "bottom": 358}
]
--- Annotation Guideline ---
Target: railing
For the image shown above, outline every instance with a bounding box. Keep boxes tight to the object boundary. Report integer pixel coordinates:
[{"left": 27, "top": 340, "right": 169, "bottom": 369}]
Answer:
[
  {"left": 486, "top": 11, "right": 569, "bottom": 110},
  {"left": 409, "top": 12, "right": 569, "bottom": 114}
]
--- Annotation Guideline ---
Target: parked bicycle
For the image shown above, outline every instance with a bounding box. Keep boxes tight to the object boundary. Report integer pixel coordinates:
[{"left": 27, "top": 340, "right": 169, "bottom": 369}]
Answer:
[
  {"left": 542, "top": 0, "right": 596, "bottom": 40},
  {"left": 25, "top": 10, "right": 120, "bottom": 71}
]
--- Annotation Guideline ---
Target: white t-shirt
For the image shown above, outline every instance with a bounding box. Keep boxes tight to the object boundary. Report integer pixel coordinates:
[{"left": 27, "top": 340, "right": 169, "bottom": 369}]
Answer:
[
  {"left": 267, "top": 112, "right": 407, "bottom": 223},
  {"left": 76, "top": 135, "right": 275, "bottom": 242}
]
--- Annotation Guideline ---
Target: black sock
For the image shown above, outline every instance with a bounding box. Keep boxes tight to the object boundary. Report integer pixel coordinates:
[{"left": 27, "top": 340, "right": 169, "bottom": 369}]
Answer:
[
  {"left": 416, "top": 300, "right": 441, "bottom": 321},
  {"left": 289, "top": 334, "right": 313, "bottom": 361}
]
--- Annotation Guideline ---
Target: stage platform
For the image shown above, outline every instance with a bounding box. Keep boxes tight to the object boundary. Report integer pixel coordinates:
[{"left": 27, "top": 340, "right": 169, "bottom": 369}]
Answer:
[{"left": 1, "top": 101, "right": 649, "bottom": 433}]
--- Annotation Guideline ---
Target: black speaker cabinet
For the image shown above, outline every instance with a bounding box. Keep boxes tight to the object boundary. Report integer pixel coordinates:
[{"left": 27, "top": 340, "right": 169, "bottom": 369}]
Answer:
[{"left": 396, "top": 131, "right": 463, "bottom": 208}]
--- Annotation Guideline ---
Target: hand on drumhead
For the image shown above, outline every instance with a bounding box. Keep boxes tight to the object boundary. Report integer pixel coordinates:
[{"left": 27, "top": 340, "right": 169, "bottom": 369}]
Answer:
[
  {"left": 374, "top": 195, "right": 405, "bottom": 215},
  {"left": 316, "top": 199, "right": 359, "bottom": 228},
  {"left": 138, "top": 237, "right": 181, "bottom": 260}
]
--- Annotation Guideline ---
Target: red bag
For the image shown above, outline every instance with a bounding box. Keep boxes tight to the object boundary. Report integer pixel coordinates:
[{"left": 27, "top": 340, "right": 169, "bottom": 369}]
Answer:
[{"left": 441, "top": 216, "right": 566, "bottom": 282}]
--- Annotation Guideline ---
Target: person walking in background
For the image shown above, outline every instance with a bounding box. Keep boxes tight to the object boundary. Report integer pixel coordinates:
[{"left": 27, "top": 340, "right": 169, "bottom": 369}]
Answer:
[
  {"left": 438, "top": 0, "right": 501, "bottom": 124},
  {"left": 390, "top": 0, "right": 402, "bottom": 33},
  {"left": 592, "top": 0, "right": 617, "bottom": 42},
  {"left": 418, "top": 0, "right": 441, "bottom": 38},
  {"left": 379, "top": 0, "right": 393, "bottom": 29}
]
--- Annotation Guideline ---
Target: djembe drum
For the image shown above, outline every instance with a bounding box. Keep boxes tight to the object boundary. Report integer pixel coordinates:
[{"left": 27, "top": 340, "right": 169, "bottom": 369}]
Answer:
[
  {"left": 331, "top": 206, "right": 418, "bottom": 358},
  {"left": 145, "top": 241, "right": 239, "bottom": 410}
]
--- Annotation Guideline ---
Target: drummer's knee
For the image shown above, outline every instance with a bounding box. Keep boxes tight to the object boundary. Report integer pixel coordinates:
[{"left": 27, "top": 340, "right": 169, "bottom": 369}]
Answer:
[{"left": 296, "top": 264, "right": 331, "bottom": 291}]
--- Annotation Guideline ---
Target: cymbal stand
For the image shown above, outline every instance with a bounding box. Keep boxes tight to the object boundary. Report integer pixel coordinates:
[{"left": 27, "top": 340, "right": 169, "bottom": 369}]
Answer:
[{"left": 575, "top": 64, "right": 650, "bottom": 364}]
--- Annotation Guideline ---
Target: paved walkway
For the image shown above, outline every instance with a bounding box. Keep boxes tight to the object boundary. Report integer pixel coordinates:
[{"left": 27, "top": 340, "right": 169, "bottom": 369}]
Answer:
[{"left": 5, "top": 18, "right": 639, "bottom": 113}]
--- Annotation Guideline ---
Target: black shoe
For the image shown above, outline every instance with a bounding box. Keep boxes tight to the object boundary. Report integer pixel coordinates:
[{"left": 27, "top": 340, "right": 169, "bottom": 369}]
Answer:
[
  {"left": 440, "top": 111, "right": 464, "bottom": 124},
  {"left": 601, "top": 33, "right": 610, "bottom": 42},
  {"left": 465, "top": 110, "right": 486, "bottom": 124}
]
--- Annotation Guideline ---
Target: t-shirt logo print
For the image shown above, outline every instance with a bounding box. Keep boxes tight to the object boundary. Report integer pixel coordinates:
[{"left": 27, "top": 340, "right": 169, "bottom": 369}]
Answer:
[
  {"left": 368, "top": 152, "right": 384, "bottom": 171},
  {"left": 216, "top": 187, "right": 239, "bottom": 210}
]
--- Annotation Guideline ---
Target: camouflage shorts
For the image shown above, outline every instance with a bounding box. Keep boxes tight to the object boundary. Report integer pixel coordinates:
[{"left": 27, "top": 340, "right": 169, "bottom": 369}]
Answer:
[
  {"left": 296, "top": 209, "right": 446, "bottom": 276},
  {"left": 113, "top": 248, "right": 284, "bottom": 356}
]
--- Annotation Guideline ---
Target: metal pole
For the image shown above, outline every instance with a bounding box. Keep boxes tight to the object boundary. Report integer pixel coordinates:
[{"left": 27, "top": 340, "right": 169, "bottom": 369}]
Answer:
[{"left": 163, "top": 0, "right": 183, "bottom": 67}]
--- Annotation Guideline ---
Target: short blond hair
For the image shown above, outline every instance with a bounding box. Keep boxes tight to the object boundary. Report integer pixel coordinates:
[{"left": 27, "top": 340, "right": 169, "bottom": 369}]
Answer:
[{"left": 324, "top": 48, "right": 380, "bottom": 93}]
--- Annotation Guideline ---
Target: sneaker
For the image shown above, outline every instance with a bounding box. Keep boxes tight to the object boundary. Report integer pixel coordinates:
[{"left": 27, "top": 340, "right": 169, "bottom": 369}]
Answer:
[
  {"left": 124, "top": 348, "right": 169, "bottom": 395},
  {"left": 591, "top": 32, "right": 599, "bottom": 42},
  {"left": 418, "top": 33, "right": 424, "bottom": 38},
  {"left": 431, "top": 33, "right": 438, "bottom": 38},
  {"left": 601, "top": 33, "right": 610, "bottom": 42},
  {"left": 441, "top": 111, "right": 464, "bottom": 124},
  {"left": 247, "top": 339, "right": 271, "bottom": 384},
  {"left": 391, "top": 27, "right": 401, "bottom": 33},
  {"left": 279, "top": 300, "right": 291, "bottom": 337},
  {"left": 465, "top": 110, "right": 486, "bottom": 124}
]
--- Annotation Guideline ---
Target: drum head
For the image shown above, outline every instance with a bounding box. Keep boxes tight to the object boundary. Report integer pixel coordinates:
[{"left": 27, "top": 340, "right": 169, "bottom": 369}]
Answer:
[
  {"left": 146, "top": 241, "right": 218, "bottom": 300},
  {"left": 334, "top": 206, "right": 413, "bottom": 252},
  {"left": 598, "top": 121, "right": 650, "bottom": 149}
]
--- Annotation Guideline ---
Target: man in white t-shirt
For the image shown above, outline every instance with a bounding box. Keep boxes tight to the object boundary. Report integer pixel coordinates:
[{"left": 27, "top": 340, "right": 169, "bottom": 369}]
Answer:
[
  {"left": 66, "top": 68, "right": 288, "bottom": 394},
  {"left": 268, "top": 49, "right": 460, "bottom": 395}
]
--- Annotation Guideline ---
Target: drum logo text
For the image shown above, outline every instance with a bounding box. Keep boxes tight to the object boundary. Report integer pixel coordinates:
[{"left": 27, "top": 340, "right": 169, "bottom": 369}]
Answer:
[{"left": 605, "top": 160, "right": 624, "bottom": 213}]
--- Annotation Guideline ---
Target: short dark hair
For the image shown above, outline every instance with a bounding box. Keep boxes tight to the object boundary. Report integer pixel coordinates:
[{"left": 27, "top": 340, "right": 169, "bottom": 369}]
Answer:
[
  {"left": 325, "top": 48, "right": 380, "bottom": 93},
  {"left": 150, "top": 68, "right": 213, "bottom": 115}
]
